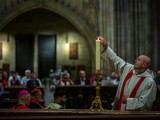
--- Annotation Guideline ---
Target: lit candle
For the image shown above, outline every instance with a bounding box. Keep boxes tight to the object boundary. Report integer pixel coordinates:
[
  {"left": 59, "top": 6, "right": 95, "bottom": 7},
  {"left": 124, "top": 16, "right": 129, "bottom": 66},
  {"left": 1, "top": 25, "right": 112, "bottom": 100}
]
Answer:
[{"left": 96, "top": 38, "right": 100, "bottom": 70}]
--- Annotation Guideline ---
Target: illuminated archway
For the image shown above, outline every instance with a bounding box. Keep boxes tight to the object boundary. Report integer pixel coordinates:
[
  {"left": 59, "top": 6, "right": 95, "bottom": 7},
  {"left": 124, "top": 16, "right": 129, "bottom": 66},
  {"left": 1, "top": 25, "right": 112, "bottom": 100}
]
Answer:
[{"left": 0, "top": 1, "right": 96, "bottom": 73}]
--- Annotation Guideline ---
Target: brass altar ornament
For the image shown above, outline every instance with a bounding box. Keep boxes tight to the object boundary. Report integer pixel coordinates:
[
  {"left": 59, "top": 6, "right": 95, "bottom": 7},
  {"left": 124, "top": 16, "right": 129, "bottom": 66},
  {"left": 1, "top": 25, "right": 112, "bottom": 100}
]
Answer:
[{"left": 90, "top": 70, "right": 104, "bottom": 111}]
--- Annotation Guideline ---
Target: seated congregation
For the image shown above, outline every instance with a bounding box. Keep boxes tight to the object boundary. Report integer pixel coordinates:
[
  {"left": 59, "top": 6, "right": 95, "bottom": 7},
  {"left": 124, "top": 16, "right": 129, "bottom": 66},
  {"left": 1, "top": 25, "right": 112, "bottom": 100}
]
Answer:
[
  {"left": 0, "top": 67, "right": 122, "bottom": 109},
  {"left": 0, "top": 68, "right": 160, "bottom": 110}
]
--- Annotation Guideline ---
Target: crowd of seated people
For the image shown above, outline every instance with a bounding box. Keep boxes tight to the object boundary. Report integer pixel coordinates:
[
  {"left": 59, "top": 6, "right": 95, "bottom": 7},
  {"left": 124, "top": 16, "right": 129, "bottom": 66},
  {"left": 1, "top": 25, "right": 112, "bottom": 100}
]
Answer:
[
  {"left": 45, "top": 69, "right": 120, "bottom": 109},
  {"left": 0, "top": 69, "right": 42, "bottom": 88},
  {"left": 1, "top": 68, "right": 160, "bottom": 110},
  {"left": 2, "top": 68, "right": 160, "bottom": 89},
  {"left": 0, "top": 67, "right": 121, "bottom": 89},
  {"left": 48, "top": 68, "right": 120, "bottom": 87},
  {"left": 0, "top": 69, "right": 43, "bottom": 103}
]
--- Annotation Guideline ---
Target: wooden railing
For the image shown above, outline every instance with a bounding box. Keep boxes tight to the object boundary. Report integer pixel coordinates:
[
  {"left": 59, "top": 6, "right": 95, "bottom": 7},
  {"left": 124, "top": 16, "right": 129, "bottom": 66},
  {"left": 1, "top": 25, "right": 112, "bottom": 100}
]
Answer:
[
  {"left": 3, "top": 86, "right": 44, "bottom": 98},
  {"left": 55, "top": 85, "right": 117, "bottom": 109},
  {"left": 0, "top": 109, "right": 160, "bottom": 120}
]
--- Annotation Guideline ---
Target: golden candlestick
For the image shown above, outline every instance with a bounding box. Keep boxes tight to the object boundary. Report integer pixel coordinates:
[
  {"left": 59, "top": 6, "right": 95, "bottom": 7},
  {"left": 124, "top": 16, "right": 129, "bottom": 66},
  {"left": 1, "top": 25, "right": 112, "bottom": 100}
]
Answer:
[{"left": 89, "top": 70, "right": 104, "bottom": 111}]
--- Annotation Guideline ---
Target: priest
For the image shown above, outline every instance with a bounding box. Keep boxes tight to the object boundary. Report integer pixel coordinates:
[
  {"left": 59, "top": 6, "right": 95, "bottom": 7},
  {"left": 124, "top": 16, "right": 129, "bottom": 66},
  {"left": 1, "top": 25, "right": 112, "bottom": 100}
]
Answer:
[{"left": 98, "top": 36, "right": 157, "bottom": 111}]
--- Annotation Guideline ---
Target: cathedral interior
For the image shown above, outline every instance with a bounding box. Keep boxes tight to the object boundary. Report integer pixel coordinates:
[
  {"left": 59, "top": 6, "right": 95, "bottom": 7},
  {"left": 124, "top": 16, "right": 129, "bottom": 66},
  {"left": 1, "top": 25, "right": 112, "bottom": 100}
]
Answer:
[
  {"left": 0, "top": 0, "right": 160, "bottom": 79},
  {"left": 0, "top": 0, "right": 160, "bottom": 119}
]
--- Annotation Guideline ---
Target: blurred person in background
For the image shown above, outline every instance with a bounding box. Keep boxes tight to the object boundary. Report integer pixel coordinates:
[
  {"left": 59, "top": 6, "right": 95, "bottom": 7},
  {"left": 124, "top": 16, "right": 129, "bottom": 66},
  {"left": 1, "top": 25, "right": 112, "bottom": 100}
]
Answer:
[{"left": 45, "top": 90, "right": 67, "bottom": 109}]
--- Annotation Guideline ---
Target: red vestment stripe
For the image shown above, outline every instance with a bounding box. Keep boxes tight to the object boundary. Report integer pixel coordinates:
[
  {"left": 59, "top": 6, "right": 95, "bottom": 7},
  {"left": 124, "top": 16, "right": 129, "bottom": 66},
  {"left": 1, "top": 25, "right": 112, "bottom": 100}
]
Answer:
[
  {"left": 117, "top": 70, "right": 133, "bottom": 110},
  {"left": 117, "top": 70, "right": 145, "bottom": 110},
  {"left": 129, "top": 76, "right": 145, "bottom": 98}
]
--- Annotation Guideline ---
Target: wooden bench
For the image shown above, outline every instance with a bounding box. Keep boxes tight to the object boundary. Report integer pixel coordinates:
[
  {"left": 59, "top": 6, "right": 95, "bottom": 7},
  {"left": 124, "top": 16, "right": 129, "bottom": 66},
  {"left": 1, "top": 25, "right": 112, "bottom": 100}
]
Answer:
[
  {"left": 3, "top": 86, "right": 44, "bottom": 99},
  {"left": 55, "top": 85, "right": 117, "bottom": 109}
]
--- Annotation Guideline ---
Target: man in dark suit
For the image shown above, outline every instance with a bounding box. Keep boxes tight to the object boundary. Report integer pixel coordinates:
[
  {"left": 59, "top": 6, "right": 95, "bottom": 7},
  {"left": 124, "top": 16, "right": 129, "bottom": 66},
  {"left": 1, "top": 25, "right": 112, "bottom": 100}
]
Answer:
[{"left": 75, "top": 70, "right": 90, "bottom": 85}]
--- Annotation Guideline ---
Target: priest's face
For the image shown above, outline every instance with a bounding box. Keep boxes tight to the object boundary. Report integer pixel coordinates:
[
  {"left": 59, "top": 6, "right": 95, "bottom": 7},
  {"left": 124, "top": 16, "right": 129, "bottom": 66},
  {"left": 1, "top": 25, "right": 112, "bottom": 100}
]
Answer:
[{"left": 134, "top": 55, "right": 146, "bottom": 71}]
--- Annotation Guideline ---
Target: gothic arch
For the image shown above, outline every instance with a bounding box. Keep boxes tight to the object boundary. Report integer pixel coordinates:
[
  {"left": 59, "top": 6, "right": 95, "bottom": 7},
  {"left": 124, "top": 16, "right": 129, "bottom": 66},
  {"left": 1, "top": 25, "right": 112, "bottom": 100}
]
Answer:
[{"left": 0, "top": 1, "right": 96, "bottom": 73}]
